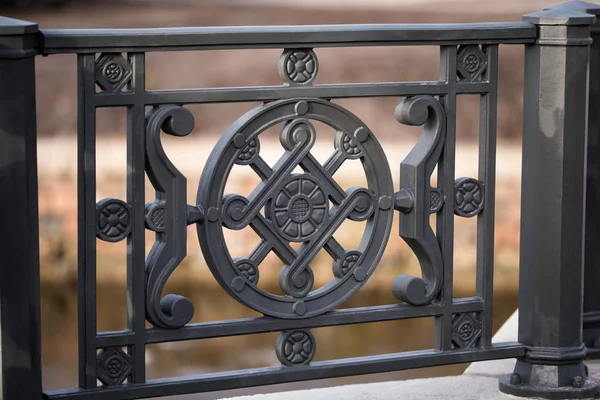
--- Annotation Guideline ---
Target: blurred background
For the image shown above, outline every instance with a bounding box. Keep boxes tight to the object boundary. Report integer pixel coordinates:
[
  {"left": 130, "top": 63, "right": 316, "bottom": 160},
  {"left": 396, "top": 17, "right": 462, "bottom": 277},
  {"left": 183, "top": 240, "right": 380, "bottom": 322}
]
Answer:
[{"left": 0, "top": 0, "right": 578, "bottom": 398}]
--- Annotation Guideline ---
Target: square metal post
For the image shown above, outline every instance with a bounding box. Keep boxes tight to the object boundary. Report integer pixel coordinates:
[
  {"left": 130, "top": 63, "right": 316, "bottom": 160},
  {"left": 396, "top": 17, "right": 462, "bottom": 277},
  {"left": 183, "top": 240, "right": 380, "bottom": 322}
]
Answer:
[
  {"left": 499, "top": 6, "right": 600, "bottom": 399},
  {"left": 546, "top": 1, "right": 600, "bottom": 361},
  {"left": 0, "top": 16, "right": 42, "bottom": 400}
]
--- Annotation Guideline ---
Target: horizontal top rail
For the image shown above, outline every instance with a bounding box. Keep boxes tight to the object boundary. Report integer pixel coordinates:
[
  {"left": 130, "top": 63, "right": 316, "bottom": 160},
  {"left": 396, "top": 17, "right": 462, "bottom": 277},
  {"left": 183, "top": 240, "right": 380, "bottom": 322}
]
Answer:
[{"left": 40, "top": 22, "right": 537, "bottom": 54}]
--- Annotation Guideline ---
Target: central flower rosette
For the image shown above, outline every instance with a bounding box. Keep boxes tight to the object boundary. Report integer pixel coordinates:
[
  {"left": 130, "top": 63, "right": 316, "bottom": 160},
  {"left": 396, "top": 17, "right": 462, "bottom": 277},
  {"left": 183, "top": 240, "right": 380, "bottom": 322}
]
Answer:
[{"left": 266, "top": 174, "right": 328, "bottom": 242}]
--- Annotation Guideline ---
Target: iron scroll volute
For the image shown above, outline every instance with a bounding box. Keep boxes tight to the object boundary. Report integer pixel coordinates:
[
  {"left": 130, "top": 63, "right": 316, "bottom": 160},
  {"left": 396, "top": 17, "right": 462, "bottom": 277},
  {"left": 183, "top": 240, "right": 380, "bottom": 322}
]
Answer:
[
  {"left": 393, "top": 95, "right": 446, "bottom": 306},
  {"left": 144, "top": 105, "right": 195, "bottom": 329}
]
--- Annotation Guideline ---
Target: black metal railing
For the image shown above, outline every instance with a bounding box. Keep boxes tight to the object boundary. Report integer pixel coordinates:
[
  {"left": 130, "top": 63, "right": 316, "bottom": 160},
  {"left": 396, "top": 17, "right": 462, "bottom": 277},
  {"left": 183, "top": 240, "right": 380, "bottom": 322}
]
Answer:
[{"left": 0, "top": 2, "right": 599, "bottom": 399}]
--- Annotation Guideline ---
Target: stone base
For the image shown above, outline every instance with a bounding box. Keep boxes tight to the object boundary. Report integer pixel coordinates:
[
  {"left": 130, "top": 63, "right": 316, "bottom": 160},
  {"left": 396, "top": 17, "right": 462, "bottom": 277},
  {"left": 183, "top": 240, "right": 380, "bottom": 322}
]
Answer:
[{"left": 499, "top": 374, "right": 600, "bottom": 399}]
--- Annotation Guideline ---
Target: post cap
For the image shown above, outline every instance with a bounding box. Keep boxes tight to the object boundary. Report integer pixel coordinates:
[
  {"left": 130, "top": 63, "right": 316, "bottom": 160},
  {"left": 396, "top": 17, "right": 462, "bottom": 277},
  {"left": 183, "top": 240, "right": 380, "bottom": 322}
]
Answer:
[
  {"left": 0, "top": 16, "right": 38, "bottom": 36},
  {"left": 523, "top": 8, "right": 596, "bottom": 25},
  {"left": 545, "top": 1, "right": 600, "bottom": 17}
]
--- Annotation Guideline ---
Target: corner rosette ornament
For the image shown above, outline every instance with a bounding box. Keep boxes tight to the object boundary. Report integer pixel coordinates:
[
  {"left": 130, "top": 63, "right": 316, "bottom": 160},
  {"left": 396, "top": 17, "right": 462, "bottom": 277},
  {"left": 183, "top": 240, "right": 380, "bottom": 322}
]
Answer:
[
  {"left": 95, "top": 53, "right": 133, "bottom": 93},
  {"left": 197, "top": 98, "right": 394, "bottom": 319},
  {"left": 457, "top": 45, "right": 487, "bottom": 82},
  {"left": 452, "top": 313, "right": 482, "bottom": 349},
  {"left": 96, "top": 347, "right": 133, "bottom": 386}
]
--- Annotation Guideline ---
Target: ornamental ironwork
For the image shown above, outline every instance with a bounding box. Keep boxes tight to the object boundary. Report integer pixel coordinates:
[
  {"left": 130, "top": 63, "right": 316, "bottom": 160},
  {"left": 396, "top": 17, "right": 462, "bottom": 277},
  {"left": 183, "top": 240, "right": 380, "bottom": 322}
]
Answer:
[
  {"left": 457, "top": 45, "right": 488, "bottom": 82},
  {"left": 454, "top": 177, "right": 484, "bottom": 217},
  {"left": 95, "top": 198, "right": 132, "bottom": 242},
  {"left": 95, "top": 53, "right": 133, "bottom": 93},
  {"left": 23, "top": 22, "right": 519, "bottom": 400},
  {"left": 197, "top": 97, "right": 395, "bottom": 318},
  {"left": 452, "top": 313, "right": 482, "bottom": 349},
  {"left": 276, "top": 329, "right": 316, "bottom": 366},
  {"left": 96, "top": 347, "right": 133, "bottom": 386},
  {"left": 278, "top": 49, "right": 319, "bottom": 85}
]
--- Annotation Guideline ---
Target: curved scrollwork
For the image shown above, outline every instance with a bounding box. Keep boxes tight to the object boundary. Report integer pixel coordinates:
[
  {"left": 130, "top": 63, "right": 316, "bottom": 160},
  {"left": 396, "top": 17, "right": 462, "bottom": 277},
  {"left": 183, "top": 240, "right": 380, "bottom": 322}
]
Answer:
[
  {"left": 197, "top": 98, "right": 394, "bottom": 319},
  {"left": 144, "top": 105, "right": 196, "bottom": 328},
  {"left": 393, "top": 95, "right": 446, "bottom": 306}
]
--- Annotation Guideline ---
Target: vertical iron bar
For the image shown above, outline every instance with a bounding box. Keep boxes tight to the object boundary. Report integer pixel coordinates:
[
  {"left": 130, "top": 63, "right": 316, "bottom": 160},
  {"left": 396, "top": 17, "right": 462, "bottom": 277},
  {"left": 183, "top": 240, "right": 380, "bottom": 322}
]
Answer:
[
  {"left": 78, "top": 53, "right": 98, "bottom": 389},
  {"left": 127, "top": 52, "right": 146, "bottom": 383},
  {"left": 0, "top": 16, "right": 42, "bottom": 400},
  {"left": 499, "top": 8, "right": 599, "bottom": 398},
  {"left": 434, "top": 45, "right": 457, "bottom": 351},
  {"left": 477, "top": 44, "right": 498, "bottom": 347}
]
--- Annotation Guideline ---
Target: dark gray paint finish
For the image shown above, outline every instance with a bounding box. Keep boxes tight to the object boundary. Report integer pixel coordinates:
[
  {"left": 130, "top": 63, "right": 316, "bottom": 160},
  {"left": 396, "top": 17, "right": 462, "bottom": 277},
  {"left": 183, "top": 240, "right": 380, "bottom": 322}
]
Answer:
[
  {"left": 0, "top": 5, "right": 595, "bottom": 400},
  {"left": 39, "top": 23, "right": 537, "bottom": 54},
  {"left": 198, "top": 97, "right": 394, "bottom": 319},
  {"left": 48, "top": 344, "right": 524, "bottom": 400},
  {"left": 127, "top": 52, "right": 147, "bottom": 384},
  {"left": 499, "top": 6, "right": 600, "bottom": 399},
  {"left": 392, "top": 95, "right": 445, "bottom": 306},
  {"left": 0, "top": 15, "right": 42, "bottom": 400},
  {"left": 550, "top": 1, "right": 600, "bottom": 362},
  {"left": 77, "top": 53, "right": 99, "bottom": 390}
]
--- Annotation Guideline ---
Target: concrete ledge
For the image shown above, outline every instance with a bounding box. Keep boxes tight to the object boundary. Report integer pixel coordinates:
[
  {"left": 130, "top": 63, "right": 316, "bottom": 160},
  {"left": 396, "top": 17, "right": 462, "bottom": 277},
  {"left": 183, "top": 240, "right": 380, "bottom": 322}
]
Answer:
[{"left": 223, "top": 375, "right": 513, "bottom": 400}]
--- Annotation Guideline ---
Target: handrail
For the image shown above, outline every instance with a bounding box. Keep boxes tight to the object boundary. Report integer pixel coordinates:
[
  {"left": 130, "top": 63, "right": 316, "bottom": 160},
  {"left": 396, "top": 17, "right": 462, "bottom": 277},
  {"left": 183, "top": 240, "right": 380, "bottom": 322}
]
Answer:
[{"left": 40, "top": 22, "right": 537, "bottom": 54}]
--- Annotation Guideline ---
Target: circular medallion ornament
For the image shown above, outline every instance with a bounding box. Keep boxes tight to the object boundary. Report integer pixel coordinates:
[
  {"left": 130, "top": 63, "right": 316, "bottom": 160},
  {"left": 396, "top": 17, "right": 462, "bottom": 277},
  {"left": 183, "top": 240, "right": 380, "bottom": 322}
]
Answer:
[
  {"left": 332, "top": 250, "right": 362, "bottom": 278},
  {"left": 464, "top": 54, "right": 480, "bottom": 73},
  {"left": 275, "top": 330, "right": 316, "bottom": 366},
  {"left": 234, "top": 259, "right": 259, "bottom": 285},
  {"left": 459, "top": 321, "right": 474, "bottom": 341},
  {"left": 96, "top": 198, "right": 132, "bottom": 242},
  {"left": 103, "top": 63, "right": 123, "bottom": 83},
  {"left": 197, "top": 98, "right": 394, "bottom": 319},
  {"left": 278, "top": 49, "right": 319, "bottom": 85},
  {"left": 106, "top": 357, "right": 123, "bottom": 378},
  {"left": 236, "top": 138, "right": 260, "bottom": 165},
  {"left": 269, "top": 174, "right": 328, "bottom": 242},
  {"left": 454, "top": 177, "right": 484, "bottom": 217}
]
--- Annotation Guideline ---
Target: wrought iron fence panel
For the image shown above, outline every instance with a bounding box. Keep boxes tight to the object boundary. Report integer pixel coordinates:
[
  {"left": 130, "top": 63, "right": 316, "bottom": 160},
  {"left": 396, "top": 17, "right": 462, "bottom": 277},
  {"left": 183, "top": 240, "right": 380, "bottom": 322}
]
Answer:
[
  {"left": 27, "top": 26, "right": 534, "bottom": 399},
  {"left": 22, "top": 12, "right": 600, "bottom": 398}
]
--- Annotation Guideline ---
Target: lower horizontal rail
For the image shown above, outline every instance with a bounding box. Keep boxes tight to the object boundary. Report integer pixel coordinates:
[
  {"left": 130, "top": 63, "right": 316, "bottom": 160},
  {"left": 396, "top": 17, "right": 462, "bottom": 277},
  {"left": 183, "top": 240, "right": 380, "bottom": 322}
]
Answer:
[
  {"left": 45, "top": 342, "right": 524, "bottom": 400},
  {"left": 97, "top": 298, "right": 484, "bottom": 347}
]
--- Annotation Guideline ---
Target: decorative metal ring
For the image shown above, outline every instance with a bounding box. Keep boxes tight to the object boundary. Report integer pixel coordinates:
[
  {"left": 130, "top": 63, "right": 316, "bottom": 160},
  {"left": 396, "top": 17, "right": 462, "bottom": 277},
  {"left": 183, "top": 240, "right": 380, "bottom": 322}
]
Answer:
[
  {"left": 454, "top": 177, "right": 484, "bottom": 217},
  {"left": 275, "top": 329, "right": 316, "bottom": 366},
  {"left": 278, "top": 49, "right": 319, "bottom": 86},
  {"left": 96, "top": 198, "right": 132, "bottom": 242},
  {"left": 197, "top": 98, "right": 394, "bottom": 319}
]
